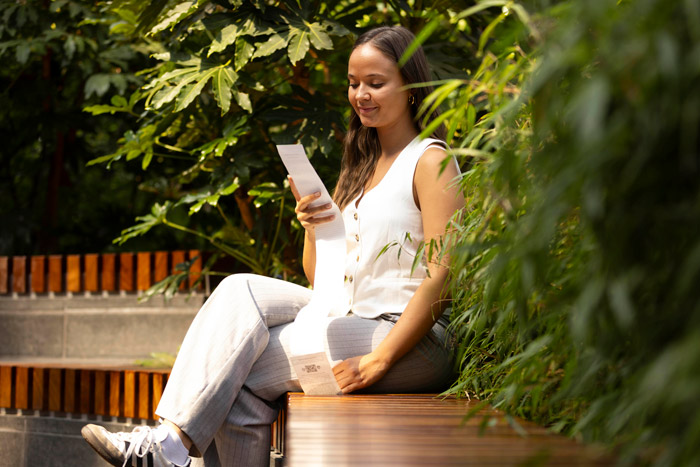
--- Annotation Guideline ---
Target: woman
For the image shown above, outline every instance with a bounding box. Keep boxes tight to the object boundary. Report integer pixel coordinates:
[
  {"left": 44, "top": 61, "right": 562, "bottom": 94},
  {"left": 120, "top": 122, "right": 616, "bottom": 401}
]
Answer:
[{"left": 82, "top": 25, "right": 464, "bottom": 467}]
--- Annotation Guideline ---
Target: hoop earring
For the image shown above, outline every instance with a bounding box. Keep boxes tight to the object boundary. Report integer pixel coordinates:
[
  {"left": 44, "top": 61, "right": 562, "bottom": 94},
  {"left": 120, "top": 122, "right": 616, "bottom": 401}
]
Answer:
[{"left": 409, "top": 95, "right": 416, "bottom": 106}]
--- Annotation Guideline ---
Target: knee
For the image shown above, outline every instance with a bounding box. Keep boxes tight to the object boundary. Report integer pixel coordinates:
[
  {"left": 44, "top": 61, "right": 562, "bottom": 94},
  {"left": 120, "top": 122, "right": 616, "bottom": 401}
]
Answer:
[{"left": 216, "top": 273, "right": 255, "bottom": 292}]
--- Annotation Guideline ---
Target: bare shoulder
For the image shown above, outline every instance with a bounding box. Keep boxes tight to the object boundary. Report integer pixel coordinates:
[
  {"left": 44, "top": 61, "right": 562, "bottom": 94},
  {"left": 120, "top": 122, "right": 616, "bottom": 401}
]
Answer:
[
  {"left": 413, "top": 145, "right": 462, "bottom": 212},
  {"left": 415, "top": 145, "right": 458, "bottom": 181}
]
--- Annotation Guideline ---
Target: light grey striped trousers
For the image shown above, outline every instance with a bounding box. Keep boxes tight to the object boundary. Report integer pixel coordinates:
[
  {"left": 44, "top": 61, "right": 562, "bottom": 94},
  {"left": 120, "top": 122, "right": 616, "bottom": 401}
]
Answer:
[{"left": 155, "top": 273, "right": 452, "bottom": 466}]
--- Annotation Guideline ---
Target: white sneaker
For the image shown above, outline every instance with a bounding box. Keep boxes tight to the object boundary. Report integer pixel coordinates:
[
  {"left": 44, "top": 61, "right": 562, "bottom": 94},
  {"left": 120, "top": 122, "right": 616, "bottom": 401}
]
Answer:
[{"left": 81, "top": 424, "right": 190, "bottom": 467}]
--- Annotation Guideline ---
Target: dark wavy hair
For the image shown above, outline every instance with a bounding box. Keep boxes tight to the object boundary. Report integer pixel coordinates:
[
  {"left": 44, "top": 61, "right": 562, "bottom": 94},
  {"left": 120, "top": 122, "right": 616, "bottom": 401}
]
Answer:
[{"left": 333, "top": 25, "right": 445, "bottom": 211}]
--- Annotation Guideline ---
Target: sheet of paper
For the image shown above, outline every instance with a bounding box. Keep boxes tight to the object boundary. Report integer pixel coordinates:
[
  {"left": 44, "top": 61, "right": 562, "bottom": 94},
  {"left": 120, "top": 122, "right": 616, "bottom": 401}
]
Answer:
[
  {"left": 277, "top": 144, "right": 348, "bottom": 319},
  {"left": 277, "top": 144, "right": 348, "bottom": 396},
  {"left": 289, "top": 352, "right": 342, "bottom": 395}
]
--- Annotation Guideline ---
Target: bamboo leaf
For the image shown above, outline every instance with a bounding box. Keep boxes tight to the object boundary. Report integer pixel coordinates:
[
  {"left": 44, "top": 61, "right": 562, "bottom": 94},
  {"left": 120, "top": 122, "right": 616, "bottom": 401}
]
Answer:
[
  {"left": 455, "top": 0, "right": 509, "bottom": 20},
  {"left": 398, "top": 16, "right": 440, "bottom": 67}
]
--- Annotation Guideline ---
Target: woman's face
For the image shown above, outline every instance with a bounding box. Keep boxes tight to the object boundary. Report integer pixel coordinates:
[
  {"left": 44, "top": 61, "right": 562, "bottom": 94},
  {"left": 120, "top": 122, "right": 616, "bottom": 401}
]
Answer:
[{"left": 347, "top": 43, "right": 412, "bottom": 131}]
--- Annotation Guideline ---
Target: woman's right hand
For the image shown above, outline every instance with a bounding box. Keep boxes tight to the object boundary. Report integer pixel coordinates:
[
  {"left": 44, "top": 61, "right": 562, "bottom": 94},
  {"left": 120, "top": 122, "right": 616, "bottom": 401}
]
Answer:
[{"left": 289, "top": 176, "right": 335, "bottom": 232}]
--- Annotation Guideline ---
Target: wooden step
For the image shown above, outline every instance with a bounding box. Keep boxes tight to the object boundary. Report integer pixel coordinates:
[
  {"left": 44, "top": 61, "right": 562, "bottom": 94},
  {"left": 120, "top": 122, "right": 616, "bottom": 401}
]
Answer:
[{"left": 0, "top": 362, "right": 285, "bottom": 455}]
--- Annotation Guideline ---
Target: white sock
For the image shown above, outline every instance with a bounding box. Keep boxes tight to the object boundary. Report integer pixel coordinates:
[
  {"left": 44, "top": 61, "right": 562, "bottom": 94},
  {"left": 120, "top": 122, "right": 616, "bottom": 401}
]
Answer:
[{"left": 155, "top": 424, "right": 190, "bottom": 466}]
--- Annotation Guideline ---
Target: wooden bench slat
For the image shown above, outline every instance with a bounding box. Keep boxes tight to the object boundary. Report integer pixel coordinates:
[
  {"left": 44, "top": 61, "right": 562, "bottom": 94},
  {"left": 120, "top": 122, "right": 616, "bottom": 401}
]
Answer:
[
  {"left": 124, "top": 370, "right": 136, "bottom": 418},
  {"left": 101, "top": 253, "right": 116, "bottom": 292},
  {"left": 137, "top": 252, "right": 151, "bottom": 291},
  {"left": 138, "top": 372, "right": 150, "bottom": 419},
  {"left": 154, "top": 251, "right": 168, "bottom": 283},
  {"left": 12, "top": 256, "right": 27, "bottom": 294},
  {"left": 31, "top": 255, "right": 46, "bottom": 293},
  {"left": 188, "top": 250, "right": 202, "bottom": 289},
  {"left": 0, "top": 366, "right": 12, "bottom": 408},
  {"left": 0, "top": 256, "right": 8, "bottom": 294},
  {"left": 32, "top": 368, "right": 46, "bottom": 410},
  {"left": 152, "top": 374, "right": 163, "bottom": 420},
  {"left": 171, "top": 251, "right": 186, "bottom": 291},
  {"left": 119, "top": 253, "right": 134, "bottom": 292},
  {"left": 66, "top": 255, "right": 81, "bottom": 293},
  {"left": 109, "top": 371, "right": 121, "bottom": 417},
  {"left": 64, "top": 369, "right": 76, "bottom": 413},
  {"left": 48, "top": 368, "right": 62, "bottom": 411},
  {"left": 15, "top": 367, "right": 29, "bottom": 410},
  {"left": 84, "top": 254, "right": 99, "bottom": 292},
  {"left": 80, "top": 369, "right": 92, "bottom": 414},
  {"left": 48, "top": 255, "right": 63, "bottom": 293},
  {"left": 94, "top": 370, "right": 107, "bottom": 416}
]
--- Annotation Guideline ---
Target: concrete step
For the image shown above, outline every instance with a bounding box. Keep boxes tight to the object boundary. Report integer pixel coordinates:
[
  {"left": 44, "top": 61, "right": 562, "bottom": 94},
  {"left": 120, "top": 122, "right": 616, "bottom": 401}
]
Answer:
[
  {"left": 0, "top": 410, "right": 282, "bottom": 467},
  {"left": 0, "top": 294, "right": 203, "bottom": 361},
  {"left": 0, "top": 409, "right": 146, "bottom": 467}
]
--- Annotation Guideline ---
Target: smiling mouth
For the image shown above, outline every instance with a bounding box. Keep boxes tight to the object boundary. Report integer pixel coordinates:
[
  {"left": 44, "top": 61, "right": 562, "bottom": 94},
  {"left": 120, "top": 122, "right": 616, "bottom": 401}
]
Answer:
[{"left": 357, "top": 106, "right": 377, "bottom": 114}]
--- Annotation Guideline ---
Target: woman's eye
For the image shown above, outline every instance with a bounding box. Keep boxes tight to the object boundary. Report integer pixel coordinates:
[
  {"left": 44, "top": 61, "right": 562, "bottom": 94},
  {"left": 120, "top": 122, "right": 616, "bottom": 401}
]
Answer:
[
  {"left": 349, "top": 83, "right": 358, "bottom": 89},
  {"left": 371, "top": 83, "right": 384, "bottom": 89}
]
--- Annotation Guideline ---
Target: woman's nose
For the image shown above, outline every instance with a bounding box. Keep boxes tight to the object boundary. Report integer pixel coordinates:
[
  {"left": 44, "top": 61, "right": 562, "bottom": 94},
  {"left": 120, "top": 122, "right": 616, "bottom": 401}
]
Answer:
[{"left": 357, "top": 84, "right": 371, "bottom": 100}]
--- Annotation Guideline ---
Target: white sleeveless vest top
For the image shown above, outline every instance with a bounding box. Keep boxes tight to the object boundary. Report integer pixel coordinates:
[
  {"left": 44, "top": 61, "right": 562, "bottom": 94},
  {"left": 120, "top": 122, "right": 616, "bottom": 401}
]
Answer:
[{"left": 341, "top": 137, "right": 446, "bottom": 318}]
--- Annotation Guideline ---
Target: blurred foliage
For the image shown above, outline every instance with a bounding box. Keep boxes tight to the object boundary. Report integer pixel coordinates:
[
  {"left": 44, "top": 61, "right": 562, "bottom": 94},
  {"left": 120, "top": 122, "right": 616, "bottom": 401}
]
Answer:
[
  {"left": 437, "top": 0, "right": 700, "bottom": 465},
  {"left": 0, "top": 0, "right": 195, "bottom": 254}
]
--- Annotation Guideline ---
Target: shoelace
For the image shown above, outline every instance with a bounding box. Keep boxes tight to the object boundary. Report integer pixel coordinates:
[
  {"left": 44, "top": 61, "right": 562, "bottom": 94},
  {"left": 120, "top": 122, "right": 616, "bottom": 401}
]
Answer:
[{"left": 118, "top": 426, "right": 156, "bottom": 467}]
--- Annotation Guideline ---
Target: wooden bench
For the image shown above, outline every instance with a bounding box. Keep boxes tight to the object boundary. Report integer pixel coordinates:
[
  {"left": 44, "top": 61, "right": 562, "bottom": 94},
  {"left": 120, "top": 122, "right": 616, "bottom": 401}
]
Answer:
[
  {"left": 283, "top": 392, "right": 613, "bottom": 466},
  {"left": 0, "top": 250, "right": 203, "bottom": 296}
]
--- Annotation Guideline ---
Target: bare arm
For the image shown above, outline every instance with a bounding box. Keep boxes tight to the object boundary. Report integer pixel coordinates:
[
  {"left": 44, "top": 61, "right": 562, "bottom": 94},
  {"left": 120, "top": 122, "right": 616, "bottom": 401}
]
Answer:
[
  {"left": 332, "top": 147, "right": 464, "bottom": 393},
  {"left": 289, "top": 176, "right": 335, "bottom": 287}
]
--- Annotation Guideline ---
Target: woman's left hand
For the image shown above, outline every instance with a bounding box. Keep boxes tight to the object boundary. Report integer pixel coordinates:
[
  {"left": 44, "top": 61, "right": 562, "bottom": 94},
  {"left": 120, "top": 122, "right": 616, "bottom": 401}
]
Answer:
[{"left": 332, "top": 353, "right": 391, "bottom": 394}]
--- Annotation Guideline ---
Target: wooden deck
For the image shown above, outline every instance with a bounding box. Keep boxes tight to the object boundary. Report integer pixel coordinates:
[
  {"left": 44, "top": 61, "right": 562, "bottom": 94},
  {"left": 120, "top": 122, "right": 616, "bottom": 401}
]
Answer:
[{"left": 284, "top": 393, "right": 612, "bottom": 466}]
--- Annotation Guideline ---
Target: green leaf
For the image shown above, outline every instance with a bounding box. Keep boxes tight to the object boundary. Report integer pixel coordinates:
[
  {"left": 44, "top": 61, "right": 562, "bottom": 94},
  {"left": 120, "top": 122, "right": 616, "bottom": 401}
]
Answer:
[
  {"left": 209, "top": 23, "right": 239, "bottom": 56},
  {"left": 86, "top": 153, "right": 120, "bottom": 166},
  {"left": 252, "top": 32, "right": 288, "bottom": 59},
  {"left": 212, "top": 66, "right": 237, "bottom": 115},
  {"left": 287, "top": 27, "right": 309, "bottom": 65},
  {"left": 64, "top": 35, "right": 76, "bottom": 59},
  {"left": 135, "top": 0, "right": 169, "bottom": 34},
  {"left": 234, "top": 38, "right": 255, "bottom": 71},
  {"left": 83, "top": 104, "right": 128, "bottom": 115},
  {"left": 398, "top": 16, "right": 440, "bottom": 67},
  {"left": 85, "top": 74, "right": 111, "bottom": 98},
  {"left": 455, "top": 0, "right": 508, "bottom": 20},
  {"left": 148, "top": 66, "right": 205, "bottom": 110},
  {"left": 142, "top": 148, "right": 154, "bottom": 170},
  {"left": 15, "top": 42, "right": 30, "bottom": 64},
  {"left": 479, "top": 12, "right": 507, "bottom": 53},
  {"left": 234, "top": 91, "right": 252, "bottom": 113},
  {"left": 307, "top": 21, "right": 333, "bottom": 50},
  {"left": 174, "top": 67, "right": 218, "bottom": 112},
  {"left": 114, "top": 202, "right": 171, "bottom": 245},
  {"left": 149, "top": 1, "right": 195, "bottom": 35}
]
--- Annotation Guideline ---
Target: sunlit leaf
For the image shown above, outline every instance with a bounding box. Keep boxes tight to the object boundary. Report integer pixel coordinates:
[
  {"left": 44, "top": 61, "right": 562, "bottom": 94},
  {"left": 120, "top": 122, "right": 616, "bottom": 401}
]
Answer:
[
  {"left": 209, "top": 23, "right": 239, "bottom": 56},
  {"left": 307, "top": 21, "right": 333, "bottom": 49},
  {"left": 149, "top": 1, "right": 195, "bottom": 35},
  {"left": 287, "top": 27, "right": 309, "bottom": 65},
  {"left": 252, "top": 32, "right": 288, "bottom": 59},
  {"left": 212, "top": 66, "right": 237, "bottom": 115}
]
